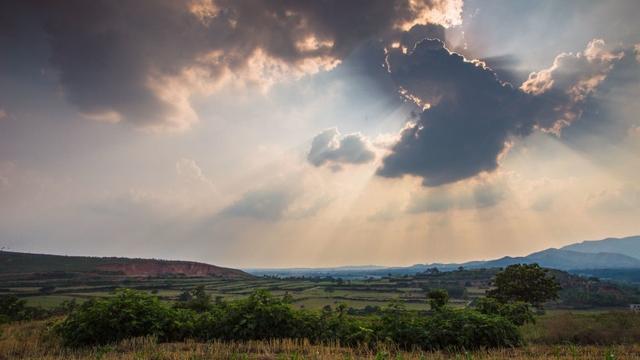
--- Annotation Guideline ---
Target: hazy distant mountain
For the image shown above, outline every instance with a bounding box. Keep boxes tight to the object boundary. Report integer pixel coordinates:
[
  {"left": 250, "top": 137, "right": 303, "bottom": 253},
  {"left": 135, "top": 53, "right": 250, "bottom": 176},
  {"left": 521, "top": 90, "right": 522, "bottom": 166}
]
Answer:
[
  {"left": 249, "top": 235, "right": 640, "bottom": 278},
  {"left": 561, "top": 236, "right": 640, "bottom": 260},
  {"left": 0, "top": 251, "right": 251, "bottom": 278},
  {"left": 465, "top": 248, "right": 640, "bottom": 270}
]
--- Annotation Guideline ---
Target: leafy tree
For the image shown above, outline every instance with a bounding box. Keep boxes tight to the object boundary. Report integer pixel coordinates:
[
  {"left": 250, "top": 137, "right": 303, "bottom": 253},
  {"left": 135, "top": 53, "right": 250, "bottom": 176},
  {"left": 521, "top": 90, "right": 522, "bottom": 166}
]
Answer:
[
  {"left": 177, "top": 289, "right": 192, "bottom": 302},
  {"left": 427, "top": 289, "right": 449, "bottom": 311},
  {"left": 487, "top": 264, "right": 560, "bottom": 308}
]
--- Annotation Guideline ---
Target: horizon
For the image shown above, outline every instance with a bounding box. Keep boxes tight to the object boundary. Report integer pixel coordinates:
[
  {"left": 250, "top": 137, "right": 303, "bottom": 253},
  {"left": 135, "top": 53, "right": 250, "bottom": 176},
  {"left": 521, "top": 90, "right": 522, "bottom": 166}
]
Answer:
[
  {"left": 3, "top": 233, "right": 639, "bottom": 270},
  {"left": 1, "top": 0, "right": 640, "bottom": 268}
]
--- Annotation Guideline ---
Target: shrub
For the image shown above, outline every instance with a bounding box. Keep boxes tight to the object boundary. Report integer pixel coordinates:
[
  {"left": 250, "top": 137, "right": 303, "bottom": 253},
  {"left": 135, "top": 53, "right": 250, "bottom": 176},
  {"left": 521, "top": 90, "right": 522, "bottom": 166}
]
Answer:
[
  {"left": 378, "top": 302, "right": 428, "bottom": 348},
  {"left": 55, "top": 289, "right": 189, "bottom": 346},
  {"left": 0, "top": 295, "right": 49, "bottom": 322},
  {"left": 55, "top": 289, "right": 523, "bottom": 350},
  {"left": 424, "top": 308, "right": 522, "bottom": 350},
  {"left": 377, "top": 301, "right": 521, "bottom": 350},
  {"left": 475, "top": 297, "right": 535, "bottom": 326}
]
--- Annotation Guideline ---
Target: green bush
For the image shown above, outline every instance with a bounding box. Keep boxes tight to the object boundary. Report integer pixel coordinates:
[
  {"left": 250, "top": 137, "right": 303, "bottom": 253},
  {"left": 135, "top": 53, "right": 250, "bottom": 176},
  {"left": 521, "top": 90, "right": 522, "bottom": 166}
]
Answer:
[
  {"left": 424, "top": 308, "right": 521, "bottom": 349},
  {"left": 0, "top": 295, "right": 50, "bottom": 322},
  {"left": 377, "top": 302, "right": 521, "bottom": 350},
  {"left": 55, "top": 289, "right": 188, "bottom": 346},
  {"left": 55, "top": 288, "right": 522, "bottom": 350},
  {"left": 475, "top": 297, "right": 534, "bottom": 326}
]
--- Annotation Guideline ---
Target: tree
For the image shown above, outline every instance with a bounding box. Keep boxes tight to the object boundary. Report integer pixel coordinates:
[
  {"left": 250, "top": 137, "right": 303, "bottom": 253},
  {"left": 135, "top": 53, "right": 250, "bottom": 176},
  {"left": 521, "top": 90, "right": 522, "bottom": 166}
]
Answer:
[
  {"left": 178, "top": 289, "right": 192, "bottom": 302},
  {"left": 427, "top": 289, "right": 449, "bottom": 311},
  {"left": 487, "top": 264, "right": 560, "bottom": 308},
  {"left": 175, "top": 285, "right": 212, "bottom": 312}
]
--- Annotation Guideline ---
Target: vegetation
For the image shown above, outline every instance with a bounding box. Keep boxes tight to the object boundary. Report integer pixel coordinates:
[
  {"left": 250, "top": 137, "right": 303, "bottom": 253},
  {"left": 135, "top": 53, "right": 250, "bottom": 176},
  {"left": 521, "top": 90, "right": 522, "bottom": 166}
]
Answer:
[
  {"left": 1, "top": 320, "right": 639, "bottom": 359},
  {"left": 54, "top": 289, "right": 520, "bottom": 350},
  {"left": 3, "top": 263, "right": 637, "bottom": 313},
  {"left": 475, "top": 297, "right": 534, "bottom": 326},
  {"left": 487, "top": 264, "right": 560, "bottom": 308},
  {"left": 3, "top": 261, "right": 640, "bottom": 357}
]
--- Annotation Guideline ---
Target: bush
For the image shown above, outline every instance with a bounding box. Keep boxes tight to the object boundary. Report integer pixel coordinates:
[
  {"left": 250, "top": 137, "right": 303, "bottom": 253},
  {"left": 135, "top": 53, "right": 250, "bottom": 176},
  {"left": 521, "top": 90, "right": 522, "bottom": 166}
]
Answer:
[
  {"left": 475, "top": 297, "right": 535, "bottom": 326},
  {"left": 378, "top": 302, "right": 428, "bottom": 348},
  {"left": 0, "top": 295, "right": 50, "bottom": 322},
  {"left": 378, "top": 302, "right": 521, "bottom": 350},
  {"left": 424, "top": 308, "right": 522, "bottom": 349},
  {"left": 55, "top": 288, "right": 523, "bottom": 350},
  {"left": 55, "top": 289, "right": 189, "bottom": 346}
]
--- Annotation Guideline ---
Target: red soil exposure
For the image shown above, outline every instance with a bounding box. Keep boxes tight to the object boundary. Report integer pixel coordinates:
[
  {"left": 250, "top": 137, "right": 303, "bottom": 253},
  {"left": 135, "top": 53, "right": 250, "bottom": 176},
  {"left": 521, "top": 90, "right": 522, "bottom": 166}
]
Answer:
[{"left": 98, "top": 260, "right": 250, "bottom": 278}]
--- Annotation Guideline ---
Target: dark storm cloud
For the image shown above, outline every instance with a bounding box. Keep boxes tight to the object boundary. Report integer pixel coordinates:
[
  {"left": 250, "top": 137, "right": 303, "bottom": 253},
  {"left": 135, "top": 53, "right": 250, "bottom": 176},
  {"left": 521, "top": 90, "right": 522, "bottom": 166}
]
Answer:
[
  {"left": 377, "top": 39, "right": 543, "bottom": 186},
  {"left": 377, "top": 39, "right": 631, "bottom": 186},
  {"left": 2, "top": 0, "right": 458, "bottom": 130},
  {"left": 308, "top": 128, "right": 375, "bottom": 169}
]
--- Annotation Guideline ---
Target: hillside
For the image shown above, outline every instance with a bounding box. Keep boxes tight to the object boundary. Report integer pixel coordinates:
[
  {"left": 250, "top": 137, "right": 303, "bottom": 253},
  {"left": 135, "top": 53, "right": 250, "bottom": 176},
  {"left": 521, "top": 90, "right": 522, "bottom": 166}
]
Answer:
[
  {"left": 0, "top": 251, "right": 250, "bottom": 278},
  {"left": 561, "top": 235, "right": 640, "bottom": 260}
]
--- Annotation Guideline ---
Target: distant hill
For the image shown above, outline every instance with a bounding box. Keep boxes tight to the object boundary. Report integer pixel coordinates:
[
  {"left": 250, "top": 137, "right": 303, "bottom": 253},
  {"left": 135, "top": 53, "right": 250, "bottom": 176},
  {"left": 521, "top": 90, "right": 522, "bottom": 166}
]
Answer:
[
  {"left": 250, "top": 235, "right": 640, "bottom": 279},
  {"left": 465, "top": 248, "right": 640, "bottom": 270},
  {"left": 0, "top": 251, "right": 250, "bottom": 278},
  {"left": 561, "top": 235, "right": 640, "bottom": 260}
]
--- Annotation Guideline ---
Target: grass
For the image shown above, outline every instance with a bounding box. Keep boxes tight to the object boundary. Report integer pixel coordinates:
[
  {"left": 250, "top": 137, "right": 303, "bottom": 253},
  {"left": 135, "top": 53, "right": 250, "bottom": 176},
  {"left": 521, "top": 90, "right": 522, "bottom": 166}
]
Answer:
[
  {"left": 24, "top": 296, "right": 78, "bottom": 309},
  {"left": 1, "top": 320, "right": 640, "bottom": 359},
  {"left": 522, "top": 311, "right": 640, "bottom": 345}
]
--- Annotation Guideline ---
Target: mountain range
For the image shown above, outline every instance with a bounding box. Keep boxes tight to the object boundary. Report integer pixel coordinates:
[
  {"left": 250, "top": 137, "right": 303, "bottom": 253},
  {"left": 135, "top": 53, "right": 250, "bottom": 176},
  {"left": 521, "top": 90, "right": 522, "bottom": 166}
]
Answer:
[{"left": 249, "top": 235, "right": 640, "bottom": 278}]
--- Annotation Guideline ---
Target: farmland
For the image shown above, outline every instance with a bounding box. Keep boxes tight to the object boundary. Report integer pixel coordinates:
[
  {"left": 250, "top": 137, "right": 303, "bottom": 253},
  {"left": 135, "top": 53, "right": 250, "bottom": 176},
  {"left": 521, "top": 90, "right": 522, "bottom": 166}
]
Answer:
[{"left": 2, "top": 265, "right": 639, "bottom": 313}]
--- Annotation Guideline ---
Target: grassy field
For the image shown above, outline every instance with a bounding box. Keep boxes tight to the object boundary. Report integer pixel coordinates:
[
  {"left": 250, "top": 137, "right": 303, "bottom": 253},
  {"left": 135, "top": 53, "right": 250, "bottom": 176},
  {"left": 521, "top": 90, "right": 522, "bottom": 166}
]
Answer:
[
  {"left": 0, "top": 274, "right": 456, "bottom": 312},
  {"left": 1, "top": 320, "right": 640, "bottom": 359}
]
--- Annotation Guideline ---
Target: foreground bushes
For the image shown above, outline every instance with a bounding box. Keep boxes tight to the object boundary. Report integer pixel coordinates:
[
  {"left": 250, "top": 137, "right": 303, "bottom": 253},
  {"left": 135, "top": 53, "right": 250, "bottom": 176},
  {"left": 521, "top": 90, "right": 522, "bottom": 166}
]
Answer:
[{"left": 55, "top": 289, "right": 521, "bottom": 349}]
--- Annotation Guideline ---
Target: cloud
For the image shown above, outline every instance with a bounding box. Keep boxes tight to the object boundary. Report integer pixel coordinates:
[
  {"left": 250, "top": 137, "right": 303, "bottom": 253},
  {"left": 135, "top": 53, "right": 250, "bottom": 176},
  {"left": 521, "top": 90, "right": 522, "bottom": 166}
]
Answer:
[
  {"left": 219, "top": 188, "right": 296, "bottom": 221},
  {"left": 408, "top": 181, "right": 505, "bottom": 213},
  {"left": 307, "top": 128, "right": 375, "bottom": 169},
  {"left": 587, "top": 184, "right": 640, "bottom": 213},
  {"left": 5, "top": 0, "right": 461, "bottom": 131},
  {"left": 176, "top": 158, "right": 214, "bottom": 187},
  {"left": 521, "top": 39, "right": 624, "bottom": 132},
  {"left": 377, "top": 39, "right": 631, "bottom": 186}
]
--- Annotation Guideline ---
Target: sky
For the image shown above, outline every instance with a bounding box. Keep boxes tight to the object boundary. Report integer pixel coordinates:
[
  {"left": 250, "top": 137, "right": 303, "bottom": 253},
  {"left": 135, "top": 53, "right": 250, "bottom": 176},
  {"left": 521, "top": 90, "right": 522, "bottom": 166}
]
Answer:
[{"left": 1, "top": 0, "right": 639, "bottom": 268}]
